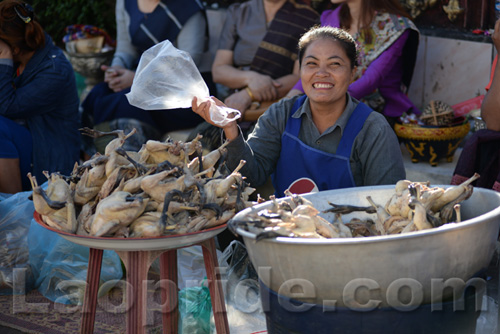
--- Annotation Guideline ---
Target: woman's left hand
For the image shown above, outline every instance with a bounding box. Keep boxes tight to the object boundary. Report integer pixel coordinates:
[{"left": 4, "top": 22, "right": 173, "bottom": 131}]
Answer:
[
  {"left": 224, "top": 90, "right": 252, "bottom": 114},
  {"left": 107, "top": 68, "right": 135, "bottom": 92},
  {"left": 0, "top": 39, "right": 13, "bottom": 59}
]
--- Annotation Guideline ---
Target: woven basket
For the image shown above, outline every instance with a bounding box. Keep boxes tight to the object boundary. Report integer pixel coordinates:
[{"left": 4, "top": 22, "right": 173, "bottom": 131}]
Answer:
[{"left": 420, "top": 100, "right": 455, "bottom": 126}]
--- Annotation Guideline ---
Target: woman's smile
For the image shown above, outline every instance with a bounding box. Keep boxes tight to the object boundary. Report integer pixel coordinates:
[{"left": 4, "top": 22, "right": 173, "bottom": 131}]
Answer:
[{"left": 312, "top": 82, "right": 334, "bottom": 89}]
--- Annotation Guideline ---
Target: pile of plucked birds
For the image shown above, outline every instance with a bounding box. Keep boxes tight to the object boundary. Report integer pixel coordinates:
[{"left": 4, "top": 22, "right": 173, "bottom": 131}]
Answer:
[
  {"left": 29, "top": 128, "right": 256, "bottom": 238},
  {"left": 229, "top": 173, "right": 480, "bottom": 240}
]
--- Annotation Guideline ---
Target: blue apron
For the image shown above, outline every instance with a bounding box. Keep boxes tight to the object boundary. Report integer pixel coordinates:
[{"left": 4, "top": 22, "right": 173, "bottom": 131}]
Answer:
[{"left": 271, "top": 96, "right": 372, "bottom": 197}]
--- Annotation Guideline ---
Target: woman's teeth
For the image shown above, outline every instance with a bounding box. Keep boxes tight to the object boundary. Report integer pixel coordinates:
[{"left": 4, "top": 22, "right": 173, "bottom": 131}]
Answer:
[{"left": 313, "top": 83, "right": 332, "bottom": 89}]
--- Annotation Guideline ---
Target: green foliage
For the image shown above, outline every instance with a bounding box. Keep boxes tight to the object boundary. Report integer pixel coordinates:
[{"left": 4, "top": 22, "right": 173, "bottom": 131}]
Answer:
[{"left": 30, "top": 0, "right": 116, "bottom": 47}]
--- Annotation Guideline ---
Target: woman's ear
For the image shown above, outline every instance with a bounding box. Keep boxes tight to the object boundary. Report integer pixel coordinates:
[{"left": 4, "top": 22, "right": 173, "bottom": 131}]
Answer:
[
  {"left": 350, "top": 66, "right": 357, "bottom": 83},
  {"left": 11, "top": 46, "right": 20, "bottom": 57}
]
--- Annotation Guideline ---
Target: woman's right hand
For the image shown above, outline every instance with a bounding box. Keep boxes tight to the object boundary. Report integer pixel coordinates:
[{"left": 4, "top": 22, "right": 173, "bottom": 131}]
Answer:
[
  {"left": 192, "top": 97, "right": 240, "bottom": 140},
  {"left": 224, "top": 89, "right": 252, "bottom": 114},
  {"left": 191, "top": 96, "right": 226, "bottom": 127},
  {"left": 247, "top": 72, "right": 282, "bottom": 101},
  {"left": 101, "top": 65, "right": 120, "bottom": 81},
  {"left": 101, "top": 65, "right": 134, "bottom": 92},
  {"left": 0, "top": 39, "right": 13, "bottom": 59}
]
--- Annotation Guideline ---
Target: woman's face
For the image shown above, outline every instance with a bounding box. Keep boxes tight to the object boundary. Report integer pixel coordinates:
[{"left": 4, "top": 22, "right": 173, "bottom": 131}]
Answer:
[{"left": 300, "top": 38, "right": 355, "bottom": 107}]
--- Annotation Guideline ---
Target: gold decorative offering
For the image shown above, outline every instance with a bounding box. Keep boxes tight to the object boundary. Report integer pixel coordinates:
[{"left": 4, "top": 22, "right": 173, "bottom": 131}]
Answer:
[{"left": 396, "top": 100, "right": 470, "bottom": 166}]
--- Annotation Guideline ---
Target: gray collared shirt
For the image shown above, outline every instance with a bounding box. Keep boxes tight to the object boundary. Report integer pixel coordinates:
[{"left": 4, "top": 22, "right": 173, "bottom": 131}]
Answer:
[
  {"left": 226, "top": 93, "right": 406, "bottom": 188},
  {"left": 217, "top": 0, "right": 267, "bottom": 68}
]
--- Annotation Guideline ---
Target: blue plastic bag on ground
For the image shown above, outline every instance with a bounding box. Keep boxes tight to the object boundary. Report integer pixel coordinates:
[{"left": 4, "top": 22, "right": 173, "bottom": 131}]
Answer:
[
  {"left": 0, "top": 191, "right": 36, "bottom": 295},
  {"left": 28, "top": 219, "right": 123, "bottom": 304}
]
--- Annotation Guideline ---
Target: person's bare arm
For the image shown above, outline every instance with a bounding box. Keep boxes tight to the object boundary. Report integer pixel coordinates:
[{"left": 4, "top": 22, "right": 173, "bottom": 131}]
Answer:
[
  {"left": 212, "top": 49, "right": 281, "bottom": 101},
  {"left": 481, "top": 19, "right": 500, "bottom": 131},
  {"left": 212, "top": 49, "right": 252, "bottom": 88},
  {"left": 223, "top": 60, "right": 299, "bottom": 113},
  {"left": 0, "top": 39, "right": 13, "bottom": 59}
]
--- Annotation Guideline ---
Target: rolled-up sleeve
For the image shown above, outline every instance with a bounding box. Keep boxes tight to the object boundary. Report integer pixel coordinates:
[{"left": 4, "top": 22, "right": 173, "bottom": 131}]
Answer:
[{"left": 217, "top": 4, "right": 238, "bottom": 51}]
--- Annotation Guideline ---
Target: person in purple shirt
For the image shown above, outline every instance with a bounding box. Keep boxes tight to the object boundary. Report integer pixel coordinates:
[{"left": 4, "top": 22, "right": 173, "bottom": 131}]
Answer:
[{"left": 287, "top": 0, "right": 420, "bottom": 127}]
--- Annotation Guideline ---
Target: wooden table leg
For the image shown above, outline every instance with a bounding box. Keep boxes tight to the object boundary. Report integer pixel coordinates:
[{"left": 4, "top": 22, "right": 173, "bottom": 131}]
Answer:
[
  {"left": 117, "top": 250, "right": 160, "bottom": 334},
  {"left": 81, "top": 248, "right": 103, "bottom": 334},
  {"left": 201, "top": 238, "right": 230, "bottom": 334},
  {"left": 160, "top": 249, "right": 178, "bottom": 334}
]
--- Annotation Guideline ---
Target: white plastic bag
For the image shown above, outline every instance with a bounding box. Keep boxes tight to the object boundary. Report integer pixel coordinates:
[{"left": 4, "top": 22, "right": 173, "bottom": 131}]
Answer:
[
  {"left": 150, "top": 245, "right": 221, "bottom": 290},
  {"left": 216, "top": 240, "right": 266, "bottom": 333},
  {"left": 126, "top": 40, "right": 240, "bottom": 126}
]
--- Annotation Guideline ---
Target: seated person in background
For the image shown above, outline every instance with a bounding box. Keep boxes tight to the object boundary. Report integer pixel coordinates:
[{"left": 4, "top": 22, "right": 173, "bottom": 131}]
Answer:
[
  {"left": 190, "top": 0, "right": 319, "bottom": 151},
  {"left": 212, "top": 0, "right": 318, "bottom": 113},
  {"left": 81, "top": 0, "right": 210, "bottom": 153},
  {"left": 192, "top": 26, "right": 405, "bottom": 197},
  {"left": 0, "top": 0, "right": 81, "bottom": 193},
  {"left": 451, "top": 18, "right": 500, "bottom": 191},
  {"left": 287, "top": 0, "right": 420, "bottom": 128},
  {"left": 481, "top": 19, "right": 500, "bottom": 131}
]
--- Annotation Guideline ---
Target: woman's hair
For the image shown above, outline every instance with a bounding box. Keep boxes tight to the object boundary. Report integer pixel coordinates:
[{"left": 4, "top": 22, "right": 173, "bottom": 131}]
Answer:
[
  {"left": 0, "top": 0, "right": 45, "bottom": 54},
  {"left": 298, "top": 25, "right": 358, "bottom": 69},
  {"left": 339, "top": 0, "right": 411, "bottom": 43}
]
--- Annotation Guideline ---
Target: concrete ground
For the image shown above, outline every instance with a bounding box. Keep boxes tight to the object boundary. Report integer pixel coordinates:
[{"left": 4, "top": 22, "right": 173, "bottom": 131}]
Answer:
[{"left": 401, "top": 142, "right": 461, "bottom": 185}]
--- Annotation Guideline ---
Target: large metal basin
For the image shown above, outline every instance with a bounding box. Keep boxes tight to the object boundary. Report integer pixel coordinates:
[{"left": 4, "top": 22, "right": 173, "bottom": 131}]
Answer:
[{"left": 231, "top": 185, "right": 500, "bottom": 308}]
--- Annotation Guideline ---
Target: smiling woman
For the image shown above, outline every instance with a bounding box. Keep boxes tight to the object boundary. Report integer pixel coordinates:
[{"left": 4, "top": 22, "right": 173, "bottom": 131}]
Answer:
[
  {"left": 298, "top": 28, "right": 357, "bottom": 133},
  {"left": 191, "top": 26, "right": 405, "bottom": 198}
]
